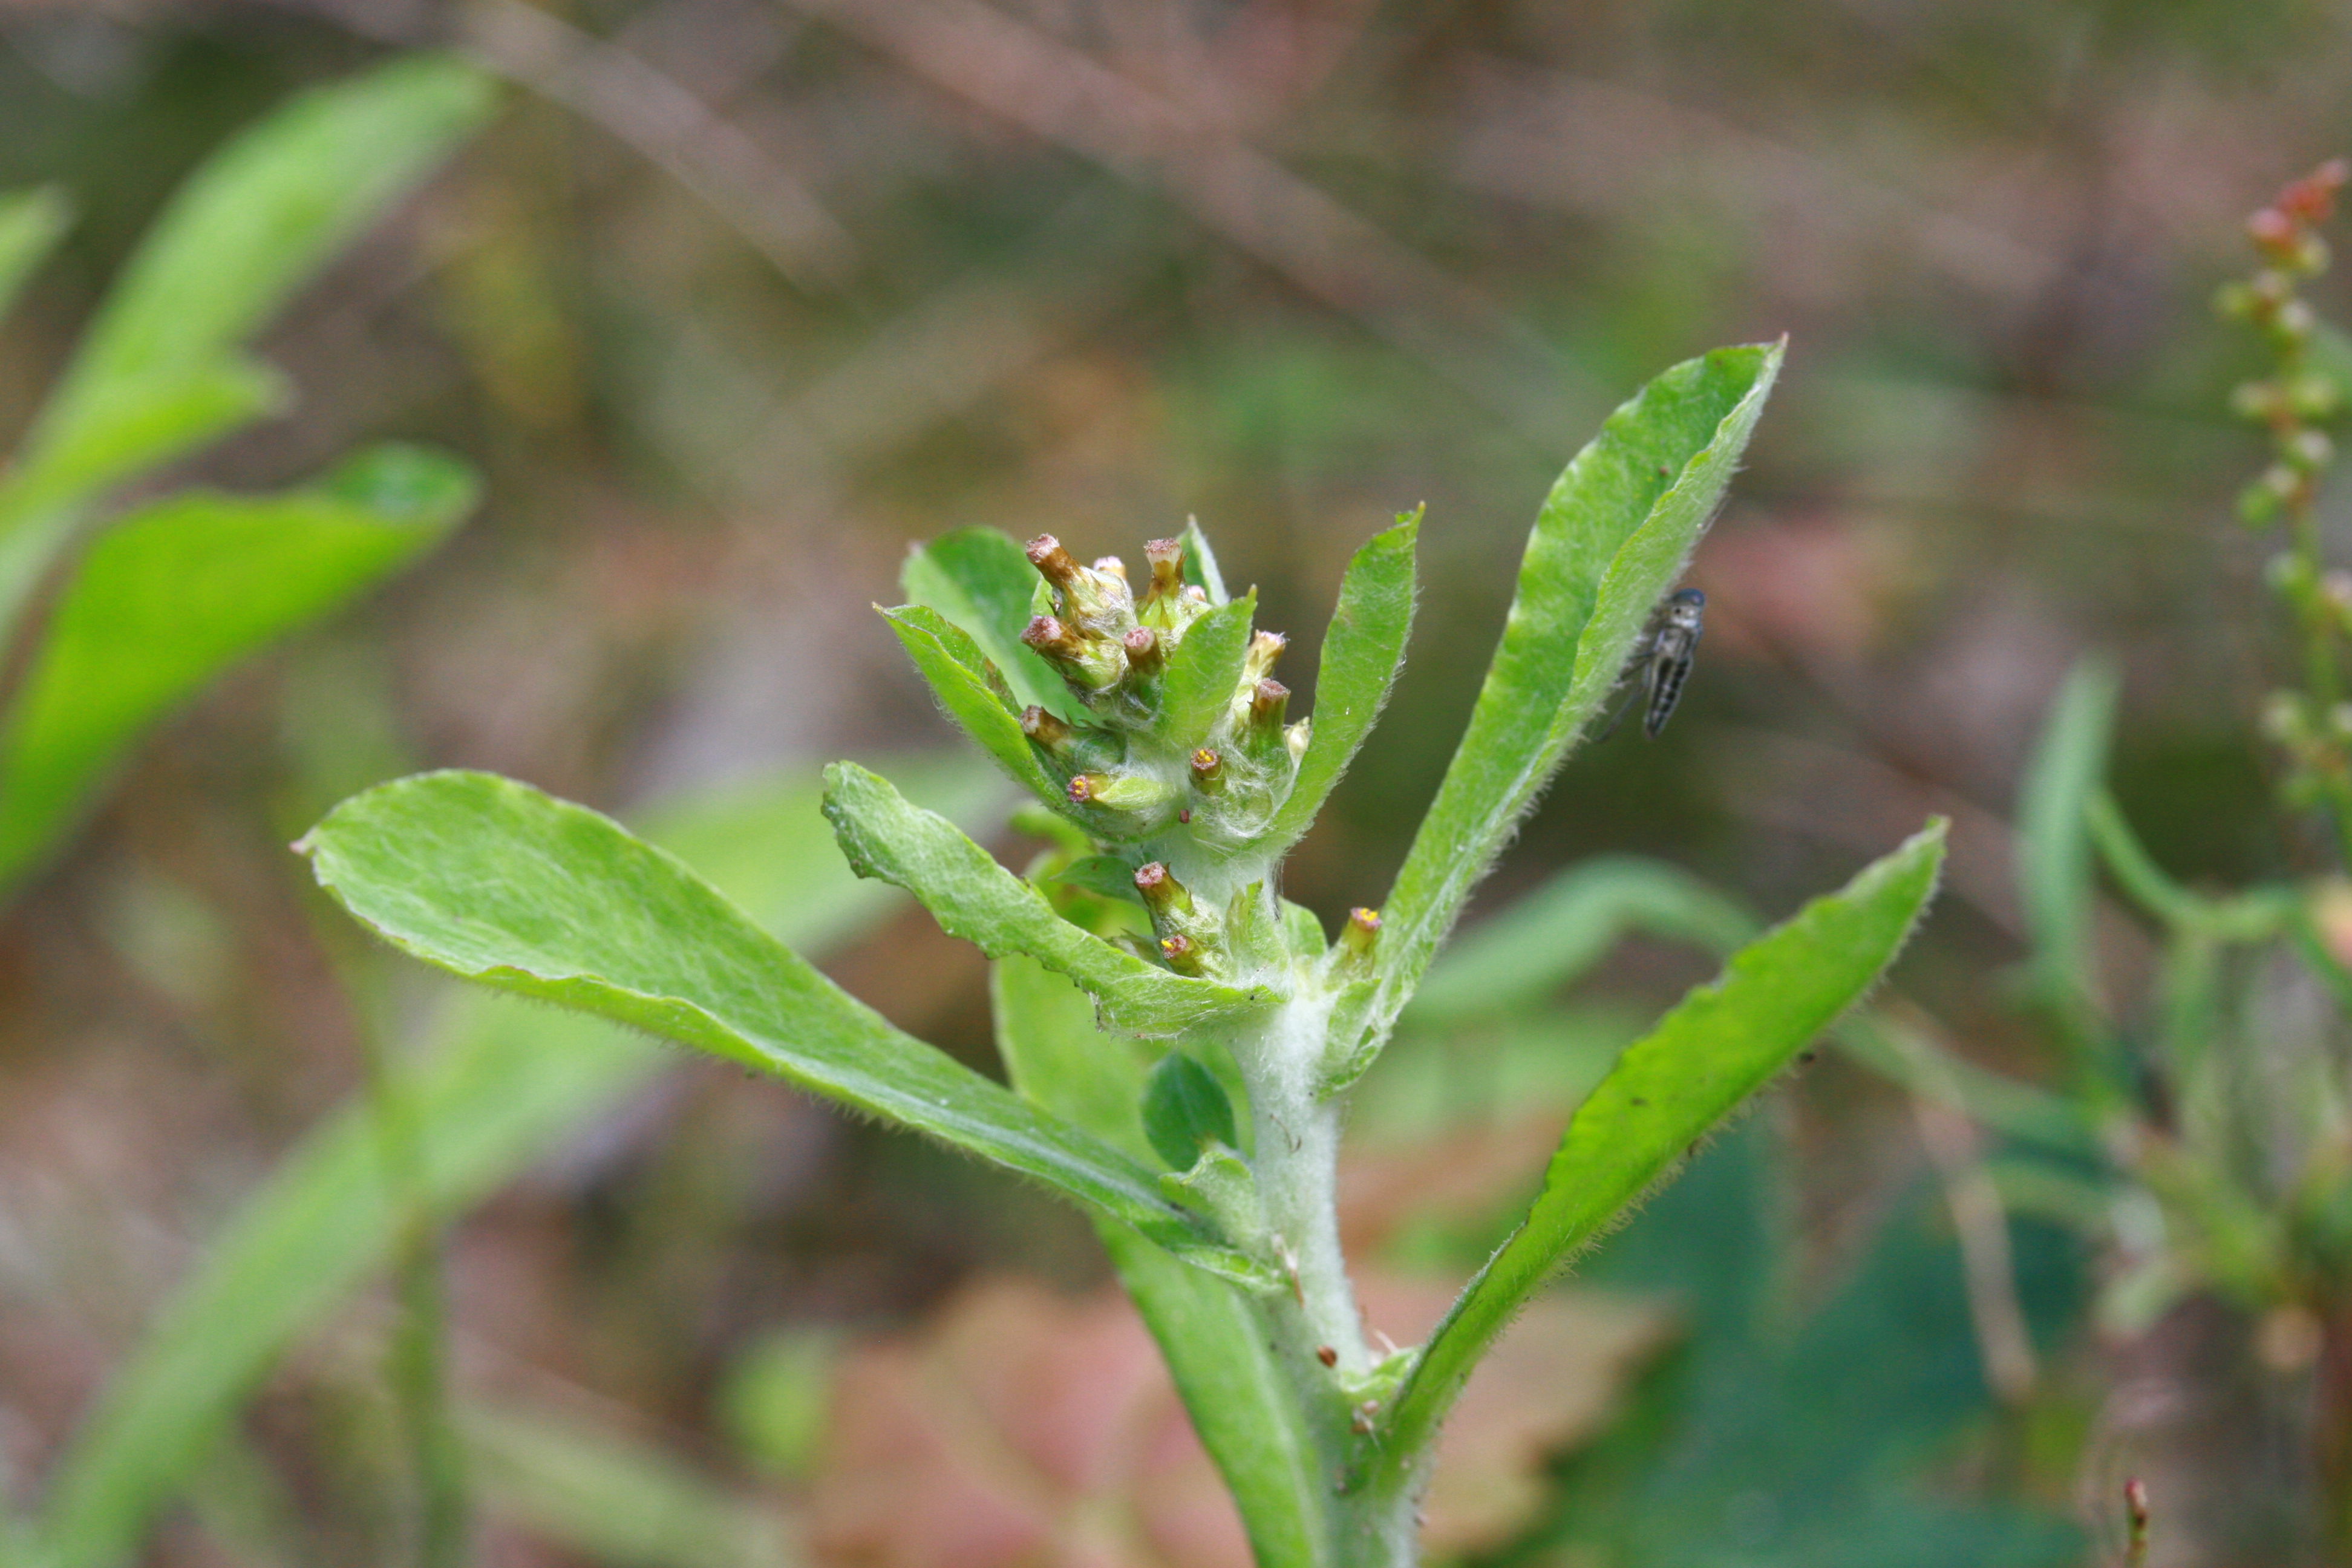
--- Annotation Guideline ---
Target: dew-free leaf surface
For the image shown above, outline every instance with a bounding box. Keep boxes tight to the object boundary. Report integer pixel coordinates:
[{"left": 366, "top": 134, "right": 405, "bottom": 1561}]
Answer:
[
  {"left": 36, "top": 760, "right": 993, "bottom": 1568},
  {"left": 1266, "top": 512, "right": 1418, "bottom": 857},
  {"left": 901, "top": 526, "right": 1073, "bottom": 717},
  {"left": 822, "top": 761, "right": 1276, "bottom": 1033},
  {"left": 1364, "top": 344, "right": 1782, "bottom": 1065},
  {"left": 0, "top": 446, "right": 475, "bottom": 891},
  {"left": 298, "top": 771, "right": 1264, "bottom": 1283},
  {"left": 1381, "top": 817, "right": 1944, "bottom": 1468}
]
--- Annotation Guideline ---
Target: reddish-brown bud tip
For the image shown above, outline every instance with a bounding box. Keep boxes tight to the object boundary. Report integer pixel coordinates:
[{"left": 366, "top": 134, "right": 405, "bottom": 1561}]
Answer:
[
  {"left": 1158, "top": 932, "right": 1200, "bottom": 972},
  {"left": 1143, "top": 537, "right": 1184, "bottom": 601},
  {"left": 2279, "top": 160, "right": 2350, "bottom": 223},
  {"left": 1189, "top": 747, "right": 1225, "bottom": 792},
  {"left": 1068, "top": 772, "right": 1110, "bottom": 805},
  {"left": 1026, "top": 534, "right": 1082, "bottom": 587},
  {"left": 1133, "top": 860, "right": 1191, "bottom": 913},
  {"left": 1316, "top": 1345, "right": 1339, "bottom": 1368},
  {"left": 1249, "top": 678, "right": 1290, "bottom": 728},
  {"left": 1022, "top": 614, "right": 1083, "bottom": 658},
  {"left": 1122, "top": 625, "right": 1161, "bottom": 671},
  {"left": 1019, "top": 705, "right": 1073, "bottom": 749}
]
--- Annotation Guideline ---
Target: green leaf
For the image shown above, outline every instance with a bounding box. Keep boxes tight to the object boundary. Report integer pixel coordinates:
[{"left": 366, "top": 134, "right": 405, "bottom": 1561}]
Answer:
[
  {"left": 900, "top": 526, "right": 1072, "bottom": 717},
  {"left": 822, "top": 760, "right": 1275, "bottom": 1032},
  {"left": 1142, "top": 1051, "right": 1239, "bottom": 1170},
  {"left": 990, "top": 957, "right": 1329, "bottom": 1567},
  {"left": 298, "top": 770, "right": 1267, "bottom": 1284},
  {"left": 1180, "top": 517, "right": 1228, "bottom": 604},
  {"left": 1050, "top": 854, "right": 1146, "bottom": 905},
  {"left": 0, "top": 186, "right": 72, "bottom": 324},
  {"left": 1157, "top": 594, "right": 1255, "bottom": 749},
  {"left": 1364, "top": 344, "right": 1782, "bottom": 1066},
  {"left": 32, "top": 761, "right": 996, "bottom": 1568},
  {"left": 0, "top": 445, "right": 476, "bottom": 894},
  {"left": 467, "top": 1402, "right": 797, "bottom": 1568},
  {"left": 1378, "top": 817, "right": 1945, "bottom": 1474},
  {"left": 1266, "top": 511, "right": 1419, "bottom": 856},
  {"left": 1407, "top": 855, "right": 1758, "bottom": 1025},
  {"left": 34, "top": 55, "right": 495, "bottom": 448},
  {"left": 2016, "top": 656, "right": 2118, "bottom": 1013},
  {"left": 880, "top": 604, "right": 1065, "bottom": 805},
  {"left": 0, "top": 360, "right": 290, "bottom": 642}
]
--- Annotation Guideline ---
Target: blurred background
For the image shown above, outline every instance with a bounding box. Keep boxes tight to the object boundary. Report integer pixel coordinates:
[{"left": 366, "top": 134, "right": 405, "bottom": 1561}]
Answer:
[{"left": 2, "top": 0, "right": 2348, "bottom": 1564}]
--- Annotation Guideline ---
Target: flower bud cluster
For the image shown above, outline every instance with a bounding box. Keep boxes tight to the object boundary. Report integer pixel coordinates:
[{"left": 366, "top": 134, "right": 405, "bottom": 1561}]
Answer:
[
  {"left": 2220, "top": 160, "right": 2352, "bottom": 832},
  {"left": 2219, "top": 159, "right": 2348, "bottom": 528},
  {"left": 1015, "top": 532, "right": 1309, "bottom": 859}
]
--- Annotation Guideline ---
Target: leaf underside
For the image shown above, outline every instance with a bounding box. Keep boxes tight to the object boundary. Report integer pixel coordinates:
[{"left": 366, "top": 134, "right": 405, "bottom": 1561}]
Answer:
[{"left": 298, "top": 770, "right": 1271, "bottom": 1288}]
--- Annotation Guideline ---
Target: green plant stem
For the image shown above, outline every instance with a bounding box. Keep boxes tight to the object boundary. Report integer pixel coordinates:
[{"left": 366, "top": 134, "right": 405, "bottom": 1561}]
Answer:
[
  {"left": 1233, "top": 980, "right": 1422, "bottom": 1565},
  {"left": 350, "top": 993, "right": 471, "bottom": 1568},
  {"left": 2085, "top": 791, "right": 2292, "bottom": 942}
]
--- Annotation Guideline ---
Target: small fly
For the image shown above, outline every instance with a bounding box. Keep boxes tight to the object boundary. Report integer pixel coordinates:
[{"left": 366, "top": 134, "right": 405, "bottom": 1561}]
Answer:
[{"left": 1601, "top": 587, "right": 1707, "bottom": 740}]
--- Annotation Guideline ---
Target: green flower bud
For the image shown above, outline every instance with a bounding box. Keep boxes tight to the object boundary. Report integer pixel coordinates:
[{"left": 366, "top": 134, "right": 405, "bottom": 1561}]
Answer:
[
  {"left": 1027, "top": 533, "right": 1134, "bottom": 635},
  {"left": 2290, "top": 428, "right": 2336, "bottom": 472},
  {"left": 1122, "top": 624, "right": 1164, "bottom": 676},
  {"left": 1024, "top": 613, "right": 1126, "bottom": 693},
  {"left": 1247, "top": 678, "right": 1289, "bottom": 734},
  {"left": 1133, "top": 860, "right": 1195, "bottom": 916},
  {"left": 1339, "top": 906, "right": 1380, "bottom": 964},
  {"left": 2291, "top": 371, "right": 2344, "bottom": 419},
  {"left": 1066, "top": 768, "right": 1175, "bottom": 820},
  {"left": 1158, "top": 932, "right": 1204, "bottom": 975},
  {"left": 1143, "top": 537, "right": 1185, "bottom": 605},
  {"left": 1243, "top": 629, "right": 1287, "bottom": 685},
  {"left": 1189, "top": 746, "right": 1226, "bottom": 794}
]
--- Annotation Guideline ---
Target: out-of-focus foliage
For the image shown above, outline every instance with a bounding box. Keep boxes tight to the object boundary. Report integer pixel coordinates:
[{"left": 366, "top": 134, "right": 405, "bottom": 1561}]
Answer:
[
  {"left": 18, "top": 755, "right": 1000, "bottom": 1567},
  {"left": 0, "top": 55, "right": 494, "bottom": 893}
]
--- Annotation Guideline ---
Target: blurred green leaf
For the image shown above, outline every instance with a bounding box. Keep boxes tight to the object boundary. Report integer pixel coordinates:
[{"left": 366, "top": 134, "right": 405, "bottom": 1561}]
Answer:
[
  {"left": 0, "top": 186, "right": 72, "bottom": 325},
  {"left": 880, "top": 603, "right": 1065, "bottom": 805},
  {"left": 32, "top": 760, "right": 996, "bottom": 1568},
  {"left": 2016, "top": 658, "right": 2118, "bottom": 1019},
  {"left": 1157, "top": 595, "right": 1254, "bottom": 750},
  {"left": 1382, "top": 817, "right": 1944, "bottom": 1471},
  {"left": 717, "top": 1328, "right": 841, "bottom": 1482},
  {"left": 1141, "top": 1051, "right": 1238, "bottom": 1170},
  {"left": 0, "top": 445, "right": 475, "bottom": 893},
  {"left": 1266, "top": 511, "right": 1419, "bottom": 857},
  {"left": 34, "top": 55, "right": 495, "bottom": 449},
  {"left": 298, "top": 770, "right": 1269, "bottom": 1283},
  {"left": 991, "top": 955, "right": 1330, "bottom": 1568},
  {"left": 1832, "top": 1013, "right": 2094, "bottom": 1157},
  {"left": 0, "top": 360, "right": 289, "bottom": 642},
  {"left": 1362, "top": 343, "right": 1783, "bottom": 1069},
  {"left": 1407, "top": 854, "right": 1757, "bottom": 1025},
  {"left": 467, "top": 1402, "right": 799, "bottom": 1568},
  {"left": 822, "top": 760, "right": 1276, "bottom": 1033},
  {"left": 900, "top": 526, "right": 1072, "bottom": 717}
]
